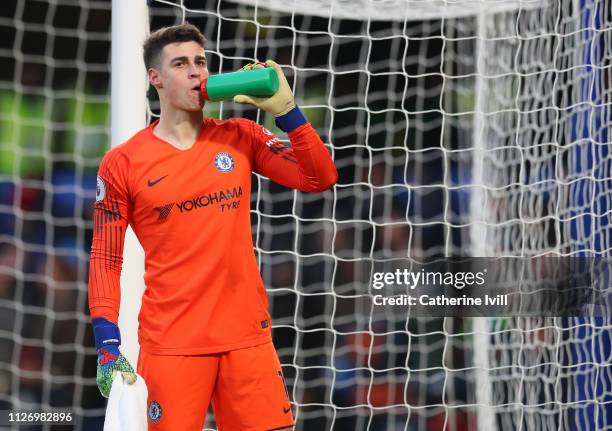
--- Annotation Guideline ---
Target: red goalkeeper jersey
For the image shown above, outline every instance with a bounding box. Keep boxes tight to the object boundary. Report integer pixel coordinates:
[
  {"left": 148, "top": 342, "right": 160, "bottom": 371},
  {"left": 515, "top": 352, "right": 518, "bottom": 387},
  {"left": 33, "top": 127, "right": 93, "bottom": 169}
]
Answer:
[{"left": 88, "top": 118, "right": 337, "bottom": 355}]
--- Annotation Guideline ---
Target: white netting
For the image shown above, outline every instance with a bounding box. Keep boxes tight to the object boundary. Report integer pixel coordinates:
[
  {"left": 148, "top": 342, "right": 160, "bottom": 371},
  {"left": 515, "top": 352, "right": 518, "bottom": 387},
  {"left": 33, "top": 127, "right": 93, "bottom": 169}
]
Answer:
[
  {"left": 146, "top": 1, "right": 610, "bottom": 430},
  {"left": 469, "top": 2, "right": 612, "bottom": 430},
  {"left": 0, "top": 0, "right": 111, "bottom": 428},
  {"left": 1, "top": 0, "right": 610, "bottom": 430}
]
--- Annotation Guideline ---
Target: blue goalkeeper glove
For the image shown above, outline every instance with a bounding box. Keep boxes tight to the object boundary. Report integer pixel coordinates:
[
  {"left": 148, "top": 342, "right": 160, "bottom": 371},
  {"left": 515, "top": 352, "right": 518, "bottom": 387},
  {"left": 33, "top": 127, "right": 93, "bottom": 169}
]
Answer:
[{"left": 92, "top": 317, "right": 137, "bottom": 398}]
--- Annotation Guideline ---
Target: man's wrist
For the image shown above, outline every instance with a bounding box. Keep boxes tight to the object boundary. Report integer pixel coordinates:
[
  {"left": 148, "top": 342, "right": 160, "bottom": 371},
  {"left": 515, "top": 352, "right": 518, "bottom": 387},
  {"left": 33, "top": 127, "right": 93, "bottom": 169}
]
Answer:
[
  {"left": 98, "top": 344, "right": 121, "bottom": 357},
  {"left": 275, "top": 105, "right": 307, "bottom": 132},
  {"left": 92, "top": 317, "right": 122, "bottom": 350}
]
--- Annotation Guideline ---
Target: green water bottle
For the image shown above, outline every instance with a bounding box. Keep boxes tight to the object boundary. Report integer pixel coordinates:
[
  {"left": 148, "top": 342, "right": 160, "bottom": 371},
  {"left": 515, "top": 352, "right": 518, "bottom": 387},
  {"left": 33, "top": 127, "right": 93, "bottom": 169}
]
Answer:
[{"left": 201, "top": 67, "right": 279, "bottom": 102}]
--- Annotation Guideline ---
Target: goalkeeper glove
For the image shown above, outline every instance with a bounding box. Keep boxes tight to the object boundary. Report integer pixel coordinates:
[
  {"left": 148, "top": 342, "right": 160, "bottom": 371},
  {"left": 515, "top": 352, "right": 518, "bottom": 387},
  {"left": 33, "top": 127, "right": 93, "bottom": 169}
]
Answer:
[
  {"left": 233, "top": 60, "right": 308, "bottom": 132},
  {"left": 92, "top": 317, "right": 137, "bottom": 398}
]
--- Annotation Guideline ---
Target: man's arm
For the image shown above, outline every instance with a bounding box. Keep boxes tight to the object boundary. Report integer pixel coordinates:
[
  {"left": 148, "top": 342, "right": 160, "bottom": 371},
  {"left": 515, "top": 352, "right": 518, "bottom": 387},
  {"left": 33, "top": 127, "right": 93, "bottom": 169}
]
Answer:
[
  {"left": 89, "top": 149, "right": 136, "bottom": 397},
  {"left": 89, "top": 149, "right": 130, "bottom": 321},
  {"left": 234, "top": 60, "right": 338, "bottom": 192},
  {"left": 249, "top": 116, "right": 337, "bottom": 192}
]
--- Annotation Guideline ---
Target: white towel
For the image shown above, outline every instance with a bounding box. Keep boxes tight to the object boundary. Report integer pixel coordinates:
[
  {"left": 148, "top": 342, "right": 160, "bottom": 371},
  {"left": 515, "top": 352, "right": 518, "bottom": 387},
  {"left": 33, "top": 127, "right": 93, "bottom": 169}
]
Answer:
[{"left": 103, "top": 373, "right": 148, "bottom": 431}]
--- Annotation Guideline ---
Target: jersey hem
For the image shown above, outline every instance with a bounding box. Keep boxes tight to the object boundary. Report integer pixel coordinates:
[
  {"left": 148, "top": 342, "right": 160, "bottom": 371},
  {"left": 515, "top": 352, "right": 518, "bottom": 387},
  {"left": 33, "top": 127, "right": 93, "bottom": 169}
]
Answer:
[{"left": 138, "top": 333, "right": 272, "bottom": 355}]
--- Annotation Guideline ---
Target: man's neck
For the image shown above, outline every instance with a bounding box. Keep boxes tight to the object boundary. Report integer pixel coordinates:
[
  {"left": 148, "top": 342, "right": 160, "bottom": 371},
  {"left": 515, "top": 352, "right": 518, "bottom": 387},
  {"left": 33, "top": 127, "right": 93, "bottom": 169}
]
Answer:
[{"left": 154, "top": 109, "right": 204, "bottom": 151}]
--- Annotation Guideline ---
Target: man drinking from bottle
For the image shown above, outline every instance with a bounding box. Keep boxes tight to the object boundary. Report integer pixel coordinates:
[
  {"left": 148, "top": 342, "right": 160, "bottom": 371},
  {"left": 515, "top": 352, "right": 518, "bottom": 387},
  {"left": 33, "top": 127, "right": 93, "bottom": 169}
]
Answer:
[{"left": 88, "top": 22, "right": 337, "bottom": 430}]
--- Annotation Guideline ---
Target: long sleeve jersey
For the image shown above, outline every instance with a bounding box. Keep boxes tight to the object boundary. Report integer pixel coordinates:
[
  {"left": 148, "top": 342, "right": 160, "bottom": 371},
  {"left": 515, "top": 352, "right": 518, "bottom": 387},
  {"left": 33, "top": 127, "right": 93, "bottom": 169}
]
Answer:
[{"left": 88, "top": 118, "right": 337, "bottom": 355}]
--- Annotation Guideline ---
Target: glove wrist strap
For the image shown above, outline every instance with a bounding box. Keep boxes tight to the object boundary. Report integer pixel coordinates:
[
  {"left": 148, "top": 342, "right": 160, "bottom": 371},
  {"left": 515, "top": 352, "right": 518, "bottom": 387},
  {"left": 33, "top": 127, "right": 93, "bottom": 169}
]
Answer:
[
  {"left": 275, "top": 105, "right": 307, "bottom": 132},
  {"left": 92, "top": 317, "right": 121, "bottom": 350}
]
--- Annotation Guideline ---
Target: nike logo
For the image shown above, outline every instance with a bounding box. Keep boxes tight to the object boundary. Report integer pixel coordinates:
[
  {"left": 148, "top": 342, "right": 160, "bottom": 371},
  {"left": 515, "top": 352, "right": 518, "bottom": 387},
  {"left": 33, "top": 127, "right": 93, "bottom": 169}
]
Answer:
[
  {"left": 283, "top": 406, "right": 291, "bottom": 414},
  {"left": 147, "top": 175, "right": 168, "bottom": 187}
]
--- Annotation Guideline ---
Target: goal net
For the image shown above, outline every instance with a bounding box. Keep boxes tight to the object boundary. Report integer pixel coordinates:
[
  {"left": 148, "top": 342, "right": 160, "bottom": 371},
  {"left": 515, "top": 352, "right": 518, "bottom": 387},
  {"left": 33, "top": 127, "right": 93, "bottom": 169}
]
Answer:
[
  {"left": 146, "top": 1, "right": 608, "bottom": 430},
  {"left": 0, "top": 0, "right": 610, "bottom": 429},
  {"left": 0, "top": 0, "right": 112, "bottom": 428}
]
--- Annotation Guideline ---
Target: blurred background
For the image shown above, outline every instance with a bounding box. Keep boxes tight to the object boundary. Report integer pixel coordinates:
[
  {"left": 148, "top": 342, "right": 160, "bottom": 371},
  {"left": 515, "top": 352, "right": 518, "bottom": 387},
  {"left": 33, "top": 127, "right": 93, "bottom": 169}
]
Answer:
[
  {"left": 0, "top": 0, "right": 610, "bottom": 430},
  {"left": 0, "top": 0, "right": 109, "bottom": 429}
]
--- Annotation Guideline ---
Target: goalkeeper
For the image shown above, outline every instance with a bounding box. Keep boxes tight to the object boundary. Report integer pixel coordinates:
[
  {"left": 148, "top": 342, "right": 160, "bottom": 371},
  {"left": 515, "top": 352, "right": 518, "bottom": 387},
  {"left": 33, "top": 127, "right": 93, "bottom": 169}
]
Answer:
[{"left": 88, "top": 23, "right": 336, "bottom": 430}]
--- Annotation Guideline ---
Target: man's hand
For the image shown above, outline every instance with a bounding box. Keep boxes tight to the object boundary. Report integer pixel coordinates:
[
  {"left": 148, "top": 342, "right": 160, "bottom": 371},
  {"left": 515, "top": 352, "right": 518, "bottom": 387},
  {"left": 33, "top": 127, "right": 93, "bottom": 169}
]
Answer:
[
  {"left": 233, "top": 60, "right": 295, "bottom": 116},
  {"left": 93, "top": 318, "right": 137, "bottom": 398}
]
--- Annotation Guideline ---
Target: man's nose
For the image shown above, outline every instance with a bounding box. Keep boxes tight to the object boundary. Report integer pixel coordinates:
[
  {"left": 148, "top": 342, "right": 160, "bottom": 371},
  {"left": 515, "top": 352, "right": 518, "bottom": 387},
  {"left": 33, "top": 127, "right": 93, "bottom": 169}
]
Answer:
[
  {"left": 189, "top": 67, "right": 200, "bottom": 78},
  {"left": 188, "top": 63, "right": 201, "bottom": 78}
]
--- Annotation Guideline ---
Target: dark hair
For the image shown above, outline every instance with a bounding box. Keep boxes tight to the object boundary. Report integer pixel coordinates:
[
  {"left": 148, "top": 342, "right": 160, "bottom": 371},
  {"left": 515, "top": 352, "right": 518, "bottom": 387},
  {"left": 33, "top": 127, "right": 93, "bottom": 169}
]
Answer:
[{"left": 143, "top": 23, "right": 207, "bottom": 70}]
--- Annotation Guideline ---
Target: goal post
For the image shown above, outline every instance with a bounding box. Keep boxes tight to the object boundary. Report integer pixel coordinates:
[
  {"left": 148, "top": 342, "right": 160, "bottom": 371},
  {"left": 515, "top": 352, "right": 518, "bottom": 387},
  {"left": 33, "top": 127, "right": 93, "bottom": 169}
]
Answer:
[
  {"left": 111, "top": 0, "right": 148, "bottom": 370},
  {"left": 470, "top": 9, "right": 494, "bottom": 429}
]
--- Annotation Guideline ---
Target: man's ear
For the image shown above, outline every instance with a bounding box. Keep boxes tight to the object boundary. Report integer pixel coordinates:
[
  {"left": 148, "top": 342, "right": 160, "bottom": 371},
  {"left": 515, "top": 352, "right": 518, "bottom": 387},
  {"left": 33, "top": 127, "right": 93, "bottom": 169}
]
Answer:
[{"left": 148, "top": 68, "right": 162, "bottom": 89}]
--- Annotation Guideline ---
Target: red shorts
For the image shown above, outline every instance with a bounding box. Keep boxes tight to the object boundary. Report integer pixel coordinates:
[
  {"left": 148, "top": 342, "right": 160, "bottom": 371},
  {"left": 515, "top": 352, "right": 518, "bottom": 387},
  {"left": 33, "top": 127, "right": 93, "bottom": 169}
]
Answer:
[{"left": 137, "top": 341, "right": 294, "bottom": 431}]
